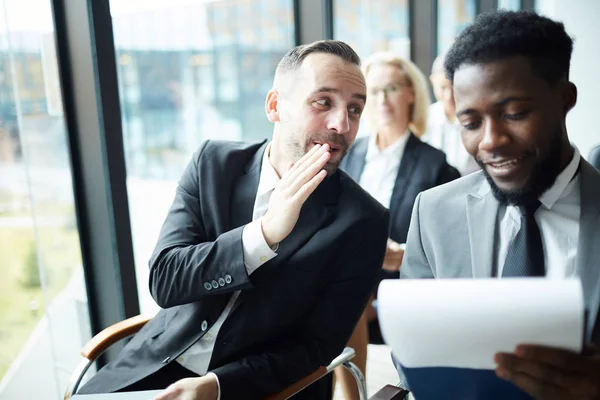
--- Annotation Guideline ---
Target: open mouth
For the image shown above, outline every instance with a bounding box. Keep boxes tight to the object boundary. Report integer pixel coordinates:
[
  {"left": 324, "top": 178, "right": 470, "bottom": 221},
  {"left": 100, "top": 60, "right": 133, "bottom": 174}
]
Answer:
[
  {"left": 487, "top": 157, "right": 524, "bottom": 168},
  {"left": 484, "top": 155, "right": 529, "bottom": 177}
]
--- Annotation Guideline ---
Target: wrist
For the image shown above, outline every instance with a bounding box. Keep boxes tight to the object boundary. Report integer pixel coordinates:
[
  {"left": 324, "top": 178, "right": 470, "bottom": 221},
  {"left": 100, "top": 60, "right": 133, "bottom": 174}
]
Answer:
[
  {"left": 203, "top": 374, "right": 219, "bottom": 399},
  {"left": 260, "top": 215, "right": 277, "bottom": 248}
]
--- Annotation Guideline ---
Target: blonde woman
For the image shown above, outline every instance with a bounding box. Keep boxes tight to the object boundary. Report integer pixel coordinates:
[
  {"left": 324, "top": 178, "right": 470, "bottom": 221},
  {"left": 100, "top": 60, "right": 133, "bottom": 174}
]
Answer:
[{"left": 337, "top": 52, "right": 459, "bottom": 400}]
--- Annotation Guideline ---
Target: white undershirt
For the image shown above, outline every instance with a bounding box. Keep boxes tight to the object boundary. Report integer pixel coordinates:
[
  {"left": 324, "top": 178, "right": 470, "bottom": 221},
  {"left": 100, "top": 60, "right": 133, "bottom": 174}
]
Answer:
[
  {"left": 358, "top": 131, "right": 410, "bottom": 208},
  {"left": 496, "top": 148, "right": 581, "bottom": 278},
  {"left": 176, "top": 144, "right": 279, "bottom": 397}
]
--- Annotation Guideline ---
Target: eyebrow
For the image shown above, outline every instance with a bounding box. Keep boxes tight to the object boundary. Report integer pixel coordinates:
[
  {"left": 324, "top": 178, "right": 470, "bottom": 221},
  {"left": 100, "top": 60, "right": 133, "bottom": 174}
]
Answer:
[
  {"left": 313, "top": 86, "right": 367, "bottom": 103},
  {"left": 456, "top": 96, "right": 535, "bottom": 118}
]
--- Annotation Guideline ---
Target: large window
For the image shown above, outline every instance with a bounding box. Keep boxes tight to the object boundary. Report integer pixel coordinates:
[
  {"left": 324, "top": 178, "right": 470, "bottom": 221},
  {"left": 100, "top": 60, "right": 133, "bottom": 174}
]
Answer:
[
  {"left": 437, "top": 0, "right": 476, "bottom": 55},
  {"left": 334, "top": 0, "right": 410, "bottom": 60},
  {"left": 498, "top": 0, "right": 521, "bottom": 10},
  {"left": 108, "top": 0, "right": 295, "bottom": 312},
  {"left": 0, "top": 0, "right": 90, "bottom": 399}
]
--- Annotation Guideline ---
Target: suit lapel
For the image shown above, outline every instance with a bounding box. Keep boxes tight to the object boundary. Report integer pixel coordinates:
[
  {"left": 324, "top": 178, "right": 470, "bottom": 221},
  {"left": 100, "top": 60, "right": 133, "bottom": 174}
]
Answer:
[
  {"left": 576, "top": 161, "right": 600, "bottom": 342},
  {"left": 466, "top": 180, "right": 499, "bottom": 277},
  {"left": 389, "top": 134, "right": 420, "bottom": 223},
  {"left": 230, "top": 142, "right": 267, "bottom": 229},
  {"left": 343, "top": 137, "right": 368, "bottom": 181}
]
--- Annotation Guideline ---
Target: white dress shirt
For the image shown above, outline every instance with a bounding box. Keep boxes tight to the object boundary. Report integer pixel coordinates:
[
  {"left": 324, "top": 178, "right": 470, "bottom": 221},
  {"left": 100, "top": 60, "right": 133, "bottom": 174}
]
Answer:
[
  {"left": 358, "top": 132, "right": 410, "bottom": 209},
  {"left": 423, "top": 101, "right": 479, "bottom": 176},
  {"left": 496, "top": 148, "right": 581, "bottom": 278},
  {"left": 176, "top": 143, "right": 279, "bottom": 397}
]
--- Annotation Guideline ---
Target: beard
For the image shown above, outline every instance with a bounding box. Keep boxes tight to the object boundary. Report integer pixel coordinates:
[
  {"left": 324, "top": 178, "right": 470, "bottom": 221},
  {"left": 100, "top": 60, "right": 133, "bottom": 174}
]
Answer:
[
  {"left": 284, "top": 132, "right": 350, "bottom": 175},
  {"left": 478, "top": 132, "right": 565, "bottom": 207}
]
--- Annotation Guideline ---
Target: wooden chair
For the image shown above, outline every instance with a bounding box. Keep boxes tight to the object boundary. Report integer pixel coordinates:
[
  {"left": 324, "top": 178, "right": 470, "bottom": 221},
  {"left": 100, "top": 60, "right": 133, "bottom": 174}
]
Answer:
[{"left": 63, "top": 314, "right": 368, "bottom": 400}]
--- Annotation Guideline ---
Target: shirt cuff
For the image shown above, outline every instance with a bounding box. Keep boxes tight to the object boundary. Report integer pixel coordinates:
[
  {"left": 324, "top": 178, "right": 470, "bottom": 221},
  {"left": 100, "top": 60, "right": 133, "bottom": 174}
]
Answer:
[
  {"left": 205, "top": 372, "right": 220, "bottom": 400},
  {"left": 241, "top": 219, "right": 278, "bottom": 275}
]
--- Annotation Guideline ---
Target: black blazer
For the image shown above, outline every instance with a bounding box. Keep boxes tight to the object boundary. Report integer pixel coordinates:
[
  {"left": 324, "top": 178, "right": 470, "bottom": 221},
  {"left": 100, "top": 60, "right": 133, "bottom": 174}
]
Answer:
[
  {"left": 341, "top": 133, "right": 460, "bottom": 247},
  {"left": 80, "top": 140, "right": 389, "bottom": 399}
]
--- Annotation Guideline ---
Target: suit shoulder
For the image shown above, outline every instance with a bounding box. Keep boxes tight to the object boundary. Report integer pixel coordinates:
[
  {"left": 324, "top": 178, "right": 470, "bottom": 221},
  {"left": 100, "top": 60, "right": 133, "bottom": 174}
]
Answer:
[
  {"left": 194, "top": 139, "right": 266, "bottom": 167},
  {"left": 420, "top": 170, "right": 485, "bottom": 203}
]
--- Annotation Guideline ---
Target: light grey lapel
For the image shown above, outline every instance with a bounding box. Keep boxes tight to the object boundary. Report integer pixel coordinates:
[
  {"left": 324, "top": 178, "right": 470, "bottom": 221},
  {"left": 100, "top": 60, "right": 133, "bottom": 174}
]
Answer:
[
  {"left": 465, "top": 179, "right": 500, "bottom": 278},
  {"left": 576, "top": 160, "right": 600, "bottom": 342}
]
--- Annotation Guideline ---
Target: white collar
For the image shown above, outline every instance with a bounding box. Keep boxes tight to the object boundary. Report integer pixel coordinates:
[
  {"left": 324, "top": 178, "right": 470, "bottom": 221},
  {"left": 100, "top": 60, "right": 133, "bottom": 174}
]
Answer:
[{"left": 257, "top": 142, "right": 280, "bottom": 197}]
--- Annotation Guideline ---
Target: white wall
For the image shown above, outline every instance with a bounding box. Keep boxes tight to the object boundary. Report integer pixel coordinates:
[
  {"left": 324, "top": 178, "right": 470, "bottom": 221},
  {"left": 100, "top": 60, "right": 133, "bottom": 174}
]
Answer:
[{"left": 536, "top": 0, "right": 600, "bottom": 159}]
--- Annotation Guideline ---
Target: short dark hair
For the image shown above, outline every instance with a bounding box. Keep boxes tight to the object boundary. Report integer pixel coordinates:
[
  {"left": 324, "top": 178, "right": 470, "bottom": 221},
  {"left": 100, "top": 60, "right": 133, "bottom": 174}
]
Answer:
[
  {"left": 444, "top": 10, "right": 574, "bottom": 85},
  {"left": 276, "top": 40, "right": 360, "bottom": 74}
]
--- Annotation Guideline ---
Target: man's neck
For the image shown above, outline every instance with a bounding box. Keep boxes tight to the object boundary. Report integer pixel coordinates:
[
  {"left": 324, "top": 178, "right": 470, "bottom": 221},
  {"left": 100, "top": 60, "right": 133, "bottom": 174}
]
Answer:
[{"left": 266, "top": 142, "right": 286, "bottom": 179}]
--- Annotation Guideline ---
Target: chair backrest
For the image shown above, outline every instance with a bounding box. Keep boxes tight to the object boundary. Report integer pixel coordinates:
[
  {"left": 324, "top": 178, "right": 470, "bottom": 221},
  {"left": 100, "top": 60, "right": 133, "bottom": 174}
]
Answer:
[{"left": 589, "top": 145, "right": 600, "bottom": 170}]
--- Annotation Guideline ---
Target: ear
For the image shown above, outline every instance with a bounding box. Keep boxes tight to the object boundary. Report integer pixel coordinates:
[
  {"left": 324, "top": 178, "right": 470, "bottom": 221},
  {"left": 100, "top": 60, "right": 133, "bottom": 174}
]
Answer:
[
  {"left": 265, "top": 89, "right": 281, "bottom": 123},
  {"left": 561, "top": 81, "right": 577, "bottom": 114}
]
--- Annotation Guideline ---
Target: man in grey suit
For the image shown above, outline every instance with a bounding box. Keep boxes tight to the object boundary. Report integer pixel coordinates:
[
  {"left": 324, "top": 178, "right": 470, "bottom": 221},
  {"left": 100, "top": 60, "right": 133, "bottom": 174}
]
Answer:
[
  {"left": 401, "top": 11, "right": 600, "bottom": 399},
  {"left": 78, "top": 40, "right": 389, "bottom": 400}
]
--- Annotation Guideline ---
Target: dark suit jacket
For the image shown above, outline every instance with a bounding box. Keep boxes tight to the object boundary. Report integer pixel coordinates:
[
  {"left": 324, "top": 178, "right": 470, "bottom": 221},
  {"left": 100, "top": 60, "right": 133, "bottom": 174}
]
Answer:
[
  {"left": 341, "top": 133, "right": 460, "bottom": 249},
  {"left": 80, "top": 140, "right": 389, "bottom": 399}
]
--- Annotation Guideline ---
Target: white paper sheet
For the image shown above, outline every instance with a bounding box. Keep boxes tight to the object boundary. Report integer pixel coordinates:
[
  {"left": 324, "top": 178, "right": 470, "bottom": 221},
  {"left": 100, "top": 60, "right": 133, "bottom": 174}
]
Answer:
[{"left": 377, "top": 278, "right": 584, "bottom": 369}]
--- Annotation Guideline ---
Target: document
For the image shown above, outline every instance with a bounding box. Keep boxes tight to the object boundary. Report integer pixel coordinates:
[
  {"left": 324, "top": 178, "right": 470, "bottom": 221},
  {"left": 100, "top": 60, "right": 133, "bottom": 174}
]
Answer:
[{"left": 377, "top": 278, "right": 585, "bottom": 400}]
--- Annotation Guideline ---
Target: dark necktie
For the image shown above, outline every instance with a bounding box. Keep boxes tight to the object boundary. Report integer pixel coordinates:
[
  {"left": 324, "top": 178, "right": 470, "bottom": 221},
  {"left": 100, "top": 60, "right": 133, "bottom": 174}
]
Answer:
[{"left": 502, "top": 200, "right": 545, "bottom": 277}]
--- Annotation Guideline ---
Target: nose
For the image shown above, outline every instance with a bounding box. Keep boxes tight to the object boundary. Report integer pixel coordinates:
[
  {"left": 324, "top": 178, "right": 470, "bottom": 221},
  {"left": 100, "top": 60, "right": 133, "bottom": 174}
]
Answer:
[
  {"left": 375, "top": 90, "right": 388, "bottom": 104},
  {"left": 479, "top": 117, "right": 510, "bottom": 153},
  {"left": 327, "top": 107, "right": 350, "bottom": 134}
]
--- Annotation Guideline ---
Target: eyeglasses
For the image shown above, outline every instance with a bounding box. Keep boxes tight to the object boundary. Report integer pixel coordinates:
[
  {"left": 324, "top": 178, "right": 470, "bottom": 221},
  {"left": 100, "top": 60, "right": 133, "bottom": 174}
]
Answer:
[{"left": 369, "top": 82, "right": 410, "bottom": 97}]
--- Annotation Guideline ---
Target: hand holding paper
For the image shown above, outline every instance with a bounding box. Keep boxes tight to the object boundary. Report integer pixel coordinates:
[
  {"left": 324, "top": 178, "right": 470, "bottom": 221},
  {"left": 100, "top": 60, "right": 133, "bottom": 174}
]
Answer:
[
  {"left": 377, "top": 278, "right": 586, "bottom": 399},
  {"left": 495, "top": 344, "right": 600, "bottom": 399}
]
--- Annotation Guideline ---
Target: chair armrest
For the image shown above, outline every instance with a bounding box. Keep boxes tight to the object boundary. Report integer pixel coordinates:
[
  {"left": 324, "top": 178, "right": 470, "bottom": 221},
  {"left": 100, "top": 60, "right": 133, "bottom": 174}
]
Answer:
[
  {"left": 265, "top": 347, "right": 358, "bottom": 400},
  {"left": 368, "top": 384, "right": 410, "bottom": 400},
  {"left": 264, "top": 366, "right": 328, "bottom": 400},
  {"left": 81, "top": 313, "right": 155, "bottom": 361}
]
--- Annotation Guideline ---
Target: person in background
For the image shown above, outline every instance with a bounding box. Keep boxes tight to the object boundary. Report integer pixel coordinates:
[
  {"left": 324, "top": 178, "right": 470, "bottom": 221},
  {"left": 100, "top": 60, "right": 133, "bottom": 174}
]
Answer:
[
  {"left": 77, "top": 40, "right": 389, "bottom": 400},
  {"left": 337, "top": 51, "right": 459, "bottom": 400},
  {"left": 400, "top": 10, "right": 600, "bottom": 398},
  {"left": 423, "top": 53, "right": 479, "bottom": 175}
]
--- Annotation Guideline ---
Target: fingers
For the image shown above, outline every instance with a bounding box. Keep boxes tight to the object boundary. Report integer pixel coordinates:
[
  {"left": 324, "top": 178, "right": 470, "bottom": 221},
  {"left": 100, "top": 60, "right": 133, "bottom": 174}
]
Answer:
[
  {"left": 285, "top": 144, "right": 330, "bottom": 189},
  {"left": 284, "top": 143, "right": 327, "bottom": 179},
  {"left": 515, "top": 345, "right": 592, "bottom": 373},
  {"left": 495, "top": 365, "right": 571, "bottom": 400},
  {"left": 153, "top": 386, "right": 181, "bottom": 400},
  {"left": 496, "top": 352, "right": 579, "bottom": 388},
  {"left": 294, "top": 169, "right": 327, "bottom": 204},
  {"left": 495, "top": 349, "right": 600, "bottom": 398}
]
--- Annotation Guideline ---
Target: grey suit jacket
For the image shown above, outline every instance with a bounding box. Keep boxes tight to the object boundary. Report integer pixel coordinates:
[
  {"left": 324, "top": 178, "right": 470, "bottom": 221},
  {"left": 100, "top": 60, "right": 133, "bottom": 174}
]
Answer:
[{"left": 402, "top": 159, "right": 600, "bottom": 344}]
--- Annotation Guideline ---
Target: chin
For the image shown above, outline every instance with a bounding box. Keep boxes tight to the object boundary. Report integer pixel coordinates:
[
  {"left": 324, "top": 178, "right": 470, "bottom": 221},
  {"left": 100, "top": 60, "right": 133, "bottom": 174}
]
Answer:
[{"left": 323, "top": 162, "right": 339, "bottom": 177}]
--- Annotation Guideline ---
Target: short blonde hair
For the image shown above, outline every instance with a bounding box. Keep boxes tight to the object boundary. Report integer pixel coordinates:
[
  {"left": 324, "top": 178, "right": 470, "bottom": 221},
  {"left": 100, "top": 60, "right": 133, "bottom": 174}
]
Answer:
[{"left": 363, "top": 52, "right": 431, "bottom": 137}]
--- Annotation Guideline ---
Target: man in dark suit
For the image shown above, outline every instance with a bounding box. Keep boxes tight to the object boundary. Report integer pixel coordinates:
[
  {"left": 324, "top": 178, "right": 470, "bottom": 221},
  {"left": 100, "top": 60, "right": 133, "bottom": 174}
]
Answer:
[
  {"left": 401, "top": 11, "right": 600, "bottom": 398},
  {"left": 78, "top": 40, "right": 389, "bottom": 400}
]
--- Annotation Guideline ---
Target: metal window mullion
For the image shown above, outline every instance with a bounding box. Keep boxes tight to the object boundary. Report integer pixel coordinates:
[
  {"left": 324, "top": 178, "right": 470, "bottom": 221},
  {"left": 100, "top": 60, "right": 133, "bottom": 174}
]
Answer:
[
  {"left": 411, "top": 0, "right": 436, "bottom": 78},
  {"left": 50, "top": 0, "right": 140, "bottom": 358}
]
